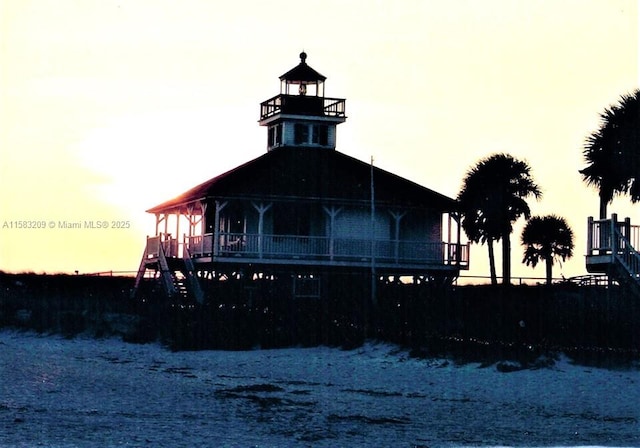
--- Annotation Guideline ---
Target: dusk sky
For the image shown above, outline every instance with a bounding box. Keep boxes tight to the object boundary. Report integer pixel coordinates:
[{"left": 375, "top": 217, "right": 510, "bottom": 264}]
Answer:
[{"left": 1, "top": 0, "right": 638, "bottom": 281}]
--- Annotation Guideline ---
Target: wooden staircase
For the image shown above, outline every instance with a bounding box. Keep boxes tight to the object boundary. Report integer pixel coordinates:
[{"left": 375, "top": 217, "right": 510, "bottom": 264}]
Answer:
[
  {"left": 131, "top": 235, "right": 204, "bottom": 304},
  {"left": 170, "top": 272, "right": 190, "bottom": 300},
  {"left": 608, "top": 228, "right": 640, "bottom": 296}
]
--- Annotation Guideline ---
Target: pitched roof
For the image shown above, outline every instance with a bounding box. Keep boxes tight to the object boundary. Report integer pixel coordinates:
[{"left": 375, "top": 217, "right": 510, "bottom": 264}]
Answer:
[{"left": 146, "top": 148, "right": 457, "bottom": 214}]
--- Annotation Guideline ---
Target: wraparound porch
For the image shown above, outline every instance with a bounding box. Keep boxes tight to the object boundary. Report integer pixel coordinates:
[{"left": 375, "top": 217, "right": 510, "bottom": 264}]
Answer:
[{"left": 143, "top": 232, "right": 469, "bottom": 270}]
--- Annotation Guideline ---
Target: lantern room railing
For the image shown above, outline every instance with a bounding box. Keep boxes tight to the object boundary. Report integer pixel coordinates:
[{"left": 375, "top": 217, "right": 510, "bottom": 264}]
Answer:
[{"left": 260, "top": 94, "right": 346, "bottom": 120}]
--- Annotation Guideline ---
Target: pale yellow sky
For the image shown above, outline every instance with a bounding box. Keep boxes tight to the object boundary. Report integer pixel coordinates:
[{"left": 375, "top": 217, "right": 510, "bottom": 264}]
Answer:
[{"left": 1, "top": 0, "right": 638, "bottom": 280}]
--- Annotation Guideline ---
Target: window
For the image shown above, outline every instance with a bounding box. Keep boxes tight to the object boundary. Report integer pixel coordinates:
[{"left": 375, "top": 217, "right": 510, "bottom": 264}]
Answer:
[
  {"left": 268, "top": 127, "right": 274, "bottom": 146},
  {"left": 218, "top": 206, "right": 247, "bottom": 252},
  {"left": 294, "top": 123, "right": 309, "bottom": 145},
  {"left": 274, "top": 204, "right": 311, "bottom": 236},
  {"left": 268, "top": 124, "right": 283, "bottom": 147},
  {"left": 312, "top": 125, "right": 328, "bottom": 146},
  {"left": 275, "top": 124, "right": 282, "bottom": 145}
]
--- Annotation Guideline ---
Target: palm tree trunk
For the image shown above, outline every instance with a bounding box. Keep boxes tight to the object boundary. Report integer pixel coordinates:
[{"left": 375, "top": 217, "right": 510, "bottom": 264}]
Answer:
[
  {"left": 599, "top": 194, "right": 608, "bottom": 220},
  {"left": 502, "top": 232, "right": 511, "bottom": 285},
  {"left": 545, "top": 256, "right": 553, "bottom": 285},
  {"left": 487, "top": 240, "right": 497, "bottom": 286}
]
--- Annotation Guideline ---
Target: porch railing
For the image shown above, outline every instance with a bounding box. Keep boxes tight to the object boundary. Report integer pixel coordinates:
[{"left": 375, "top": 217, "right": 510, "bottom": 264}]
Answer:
[
  {"left": 184, "top": 232, "right": 469, "bottom": 267},
  {"left": 586, "top": 214, "right": 640, "bottom": 284},
  {"left": 587, "top": 214, "right": 640, "bottom": 257},
  {"left": 144, "top": 234, "right": 179, "bottom": 259}
]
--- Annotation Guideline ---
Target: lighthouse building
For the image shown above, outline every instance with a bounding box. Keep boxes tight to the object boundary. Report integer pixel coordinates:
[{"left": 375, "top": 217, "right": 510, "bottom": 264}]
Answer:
[{"left": 132, "top": 53, "right": 468, "bottom": 310}]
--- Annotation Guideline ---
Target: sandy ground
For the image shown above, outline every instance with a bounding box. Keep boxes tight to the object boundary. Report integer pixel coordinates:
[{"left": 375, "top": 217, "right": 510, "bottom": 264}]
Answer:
[{"left": 1, "top": 331, "right": 639, "bottom": 447}]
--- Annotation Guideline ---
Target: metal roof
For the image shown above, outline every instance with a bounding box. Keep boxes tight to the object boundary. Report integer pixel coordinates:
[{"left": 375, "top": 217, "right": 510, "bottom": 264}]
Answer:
[
  {"left": 279, "top": 52, "right": 326, "bottom": 83},
  {"left": 146, "top": 147, "right": 457, "bottom": 214}
]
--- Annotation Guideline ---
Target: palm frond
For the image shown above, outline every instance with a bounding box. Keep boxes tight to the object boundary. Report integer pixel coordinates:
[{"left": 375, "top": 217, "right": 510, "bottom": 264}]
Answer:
[{"left": 580, "top": 89, "right": 640, "bottom": 210}]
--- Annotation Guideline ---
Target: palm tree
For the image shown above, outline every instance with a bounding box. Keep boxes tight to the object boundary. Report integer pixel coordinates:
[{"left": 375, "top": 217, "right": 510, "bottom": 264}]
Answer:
[
  {"left": 458, "top": 153, "right": 542, "bottom": 285},
  {"left": 521, "top": 215, "right": 574, "bottom": 285},
  {"left": 580, "top": 89, "right": 640, "bottom": 219},
  {"left": 457, "top": 175, "right": 500, "bottom": 285}
]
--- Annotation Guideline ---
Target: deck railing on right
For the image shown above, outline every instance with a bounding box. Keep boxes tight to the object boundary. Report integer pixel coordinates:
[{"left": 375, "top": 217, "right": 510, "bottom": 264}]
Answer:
[
  {"left": 587, "top": 214, "right": 640, "bottom": 256},
  {"left": 586, "top": 214, "right": 640, "bottom": 286}
]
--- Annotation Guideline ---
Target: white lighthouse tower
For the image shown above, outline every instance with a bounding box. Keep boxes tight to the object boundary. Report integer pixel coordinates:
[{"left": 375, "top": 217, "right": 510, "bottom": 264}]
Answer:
[{"left": 258, "top": 52, "right": 346, "bottom": 151}]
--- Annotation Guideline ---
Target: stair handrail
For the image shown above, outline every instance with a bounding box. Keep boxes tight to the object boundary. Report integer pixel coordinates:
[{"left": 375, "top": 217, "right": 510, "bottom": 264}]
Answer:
[
  {"left": 158, "top": 240, "right": 178, "bottom": 297},
  {"left": 612, "top": 225, "right": 640, "bottom": 281},
  {"left": 182, "top": 244, "right": 205, "bottom": 304},
  {"left": 131, "top": 236, "right": 151, "bottom": 299}
]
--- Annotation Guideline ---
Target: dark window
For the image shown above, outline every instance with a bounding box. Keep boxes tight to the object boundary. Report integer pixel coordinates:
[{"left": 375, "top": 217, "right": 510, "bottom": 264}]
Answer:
[
  {"left": 268, "top": 127, "right": 275, "bottom": 146},
  {"left": 218, "top": 206, "right": 247, "bottom": 251},
  {"left": 294, "top": 123, "right": 309, "bottom": 145},
  {"left": 269, "top": 125, "right": 283, "bottom": 147},
  {"left": 205, "top": 205, "right": 245, "bottom": 235},
  {"left": 312, "top": 125, "right": 328, "bottom": 146},
  {"left": 222, "top": 209, "right": 245, "bottom": 235},
  {"left": 204, "top": 205, "right": 216, "bottom": 233},
  {"left": 275, "top": 124, "right": 282, "bottom": 144},
  {"left": 274, "top": 204, "right": 311, "bottom": 236}
]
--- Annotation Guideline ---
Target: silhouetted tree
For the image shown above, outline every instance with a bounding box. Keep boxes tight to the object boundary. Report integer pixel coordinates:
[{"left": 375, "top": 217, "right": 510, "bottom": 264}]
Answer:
[
  {"left": 580, "top": 89, "right": 640, "bottom": 219},
  {"left": 458, "top": 153, "right": 541, "bottom": 285},
  {"left": 457, "top": 187, "right": 499, "bottom": 286},
  {"left": 521, "top": 215, "right": 574, "bottom": 285}
]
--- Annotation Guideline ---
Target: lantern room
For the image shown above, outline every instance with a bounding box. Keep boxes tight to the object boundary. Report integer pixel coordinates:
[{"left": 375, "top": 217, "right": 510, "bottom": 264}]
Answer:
[{"left": 280, "top": 51, "right": 326, "bottom": 97}]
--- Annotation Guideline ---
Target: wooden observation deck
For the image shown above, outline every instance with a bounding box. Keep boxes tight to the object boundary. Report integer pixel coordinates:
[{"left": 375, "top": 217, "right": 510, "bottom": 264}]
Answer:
[{"left": 586, "top": 214, "right": 640, "bottom": 293}]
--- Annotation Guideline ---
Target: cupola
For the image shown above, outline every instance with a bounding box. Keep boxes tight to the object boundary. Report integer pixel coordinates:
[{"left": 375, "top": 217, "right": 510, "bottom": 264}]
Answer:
[{"left": 259, "top": 52, "right": 346, "bottom": 151}]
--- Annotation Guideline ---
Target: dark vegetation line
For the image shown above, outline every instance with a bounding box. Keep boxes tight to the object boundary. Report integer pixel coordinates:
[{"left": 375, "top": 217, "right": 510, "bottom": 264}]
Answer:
[{"left": 1, "top": 272, "right": 638, "bottom": 368}]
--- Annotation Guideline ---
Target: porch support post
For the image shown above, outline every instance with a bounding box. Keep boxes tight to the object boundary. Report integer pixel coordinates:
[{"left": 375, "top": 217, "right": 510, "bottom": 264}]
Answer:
[
  {"left": 163, "top": 213, "right": 168, "bottom": 238},
  {"left": 199, "top": 202, "right": 207, "bottom": 234},
  {"left": 457, "top": 214, "right": 462, "bottom": 264},
  {"left": 624, "top": 217, "right": 631, "bottom": 243},
  {"left": 199, "top": 202, "right": 207, "bottom": 254},
  {"left": 587, "top": 216, "right": 593, "bottom": 256},
  {"left": 213, "top": 200, "right": 227, "bottom": 257},
  {"left": 323, "top": 206, "right": 342, "bottom": 261},
  {"left": 186, "top": 205, "right": 194, "bottom": 237},
  {"left": 611, "top": 213, "right": 618, "bottom": 261},
  {"left": 389, "top": 210, "right": 406, "bottom": 263},
  {"left": 448, "top": 214, "right": 452, "bottom": 263},
  {"left": 175, "top": 212, "right": 181, "bottom": 257},
  {"left": 176, "top": 212, "right": 180, "bottom": 241},
  {"left": 252, "top": 202, "right": 272, "bottom": 259},
  {"left": 155, "top": 214, "right": 161, "bottom": 236}
]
